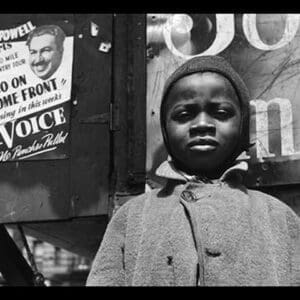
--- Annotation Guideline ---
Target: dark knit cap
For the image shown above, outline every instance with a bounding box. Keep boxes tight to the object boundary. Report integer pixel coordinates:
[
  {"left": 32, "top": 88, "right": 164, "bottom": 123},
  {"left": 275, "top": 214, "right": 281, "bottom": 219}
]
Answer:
[{"left": 160, "top": 55, "right": 251, "bottom": 169}]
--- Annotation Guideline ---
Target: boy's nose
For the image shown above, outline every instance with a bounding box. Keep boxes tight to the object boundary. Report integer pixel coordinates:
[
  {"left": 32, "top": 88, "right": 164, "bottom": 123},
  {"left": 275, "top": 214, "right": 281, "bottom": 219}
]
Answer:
[{"left": 190, "top": 112, "right": 215, "bottom": 133}]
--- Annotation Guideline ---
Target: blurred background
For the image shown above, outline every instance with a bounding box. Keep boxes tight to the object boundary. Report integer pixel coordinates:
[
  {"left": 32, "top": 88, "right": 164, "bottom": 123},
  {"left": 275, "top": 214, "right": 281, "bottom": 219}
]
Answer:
[{"left": 0, "top": 227, "right": 91, "bottom": 286}]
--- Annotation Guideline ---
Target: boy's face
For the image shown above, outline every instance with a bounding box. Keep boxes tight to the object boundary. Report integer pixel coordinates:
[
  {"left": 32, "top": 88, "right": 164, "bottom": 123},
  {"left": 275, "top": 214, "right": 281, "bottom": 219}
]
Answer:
[{"left": 165, "top": 72, "right": 241, "bottom": 176}]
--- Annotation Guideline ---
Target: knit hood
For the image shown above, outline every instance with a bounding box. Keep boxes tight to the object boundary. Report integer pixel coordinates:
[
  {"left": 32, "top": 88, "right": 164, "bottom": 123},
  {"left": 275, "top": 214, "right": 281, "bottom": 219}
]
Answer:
[{"left": 160, "top": 55, "right": 251, "bottom": 174}]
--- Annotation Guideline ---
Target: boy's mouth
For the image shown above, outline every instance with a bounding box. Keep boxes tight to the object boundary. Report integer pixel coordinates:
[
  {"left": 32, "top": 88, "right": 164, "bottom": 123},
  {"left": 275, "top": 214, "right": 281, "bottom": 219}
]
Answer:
[{"left": 188, "top": 138, "right": 218, "bottom": 152}]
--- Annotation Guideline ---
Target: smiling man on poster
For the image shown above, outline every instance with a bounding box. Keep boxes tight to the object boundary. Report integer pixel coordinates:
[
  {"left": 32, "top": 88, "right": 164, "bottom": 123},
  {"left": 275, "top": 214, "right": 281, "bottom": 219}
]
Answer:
[{"left": 26, "top": 25, "right": 66, "bottom": 80}]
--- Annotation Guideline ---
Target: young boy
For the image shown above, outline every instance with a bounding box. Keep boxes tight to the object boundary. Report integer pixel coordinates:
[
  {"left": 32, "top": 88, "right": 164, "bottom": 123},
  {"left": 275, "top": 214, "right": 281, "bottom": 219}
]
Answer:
[{"left": 87, "top": 56, "right": 300, "bottom": 286}]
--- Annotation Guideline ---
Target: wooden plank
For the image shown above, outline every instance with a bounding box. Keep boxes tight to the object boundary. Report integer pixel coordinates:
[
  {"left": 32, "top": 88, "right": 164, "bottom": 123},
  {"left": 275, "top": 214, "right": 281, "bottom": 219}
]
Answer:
[
  {"left": 69, "top": 14, "right": 112, "bottom": 217},
  {"left": 113, "top": 14, "right": 146, "bottom": 212}
]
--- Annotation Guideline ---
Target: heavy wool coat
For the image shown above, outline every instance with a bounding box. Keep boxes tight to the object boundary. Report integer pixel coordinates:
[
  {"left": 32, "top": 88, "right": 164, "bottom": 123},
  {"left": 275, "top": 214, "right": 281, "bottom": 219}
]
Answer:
[{"left": 86, "top": 161, "right": 300, "bottom": 286}]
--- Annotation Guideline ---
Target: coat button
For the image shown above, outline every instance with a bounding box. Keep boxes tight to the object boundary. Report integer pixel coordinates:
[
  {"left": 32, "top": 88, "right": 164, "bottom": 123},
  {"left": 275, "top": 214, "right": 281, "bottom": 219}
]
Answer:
[{"left": 181, "top": 190, "right": 197, "bottom": 202}]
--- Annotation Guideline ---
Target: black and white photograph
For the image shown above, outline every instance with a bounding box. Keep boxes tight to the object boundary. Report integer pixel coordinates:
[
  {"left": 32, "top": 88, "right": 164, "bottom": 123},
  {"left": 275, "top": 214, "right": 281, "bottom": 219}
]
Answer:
[{"left": 0, "top": 13, "right": 298, "bottom": 287}]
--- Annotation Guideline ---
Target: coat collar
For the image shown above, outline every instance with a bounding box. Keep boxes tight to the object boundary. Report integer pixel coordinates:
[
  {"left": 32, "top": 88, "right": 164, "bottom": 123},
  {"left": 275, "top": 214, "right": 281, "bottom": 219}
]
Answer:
[{"left": 155, "top": 153, "right": 248, "bottom": 184}]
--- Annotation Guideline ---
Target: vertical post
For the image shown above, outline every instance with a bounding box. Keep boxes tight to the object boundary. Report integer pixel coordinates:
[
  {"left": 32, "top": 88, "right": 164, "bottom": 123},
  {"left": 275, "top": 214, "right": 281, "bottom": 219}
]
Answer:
[
  {"left": 111, "top": 14, "right": 146, "bottom": 216},
  {"left": 126, "top": 14, "right": 147, "bottom": 190},
  {"left": 0, "top": 225, "right": 35, "bottom": 286}
]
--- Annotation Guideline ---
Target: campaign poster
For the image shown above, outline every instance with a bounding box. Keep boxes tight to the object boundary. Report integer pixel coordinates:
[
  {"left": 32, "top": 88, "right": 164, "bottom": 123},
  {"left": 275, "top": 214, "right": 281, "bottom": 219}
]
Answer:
[{"left": 0, "top": 20, "right": 73, "bottom": 161}]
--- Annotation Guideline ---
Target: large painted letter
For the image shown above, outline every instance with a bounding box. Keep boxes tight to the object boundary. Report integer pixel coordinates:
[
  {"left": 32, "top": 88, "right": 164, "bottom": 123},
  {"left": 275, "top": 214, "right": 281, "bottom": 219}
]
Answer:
[
  {"left": 251, "top": 98, "right": 299, "bottom": 161},
  {"left": 163, "top": 14, "right": 235, "bottom": 59},
  {"left": 243, "top": 14, "right": 300, "bottom": 51}
]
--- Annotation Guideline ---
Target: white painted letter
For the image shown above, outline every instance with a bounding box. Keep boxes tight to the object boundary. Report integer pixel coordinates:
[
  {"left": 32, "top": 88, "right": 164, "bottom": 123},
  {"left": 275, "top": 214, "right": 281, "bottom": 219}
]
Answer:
[
  {"left": 163, "top": 14, "right": 235, "bottom": 59},
  {"left": 0, "top": 120, "right": 15, "bottom": 148},
  {"left": 243, "top": 14, "right": 300, "bottom": 51},
  {"left": 251, "top": 98, "right": 299, "bottom": 161}
]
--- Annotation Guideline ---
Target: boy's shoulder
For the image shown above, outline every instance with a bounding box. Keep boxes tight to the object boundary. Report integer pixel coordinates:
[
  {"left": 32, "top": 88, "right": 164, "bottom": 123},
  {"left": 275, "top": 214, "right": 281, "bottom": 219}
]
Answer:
[
  {"left": 247, "top": 188, "right": 300, "bottom": 239},
  {"left": 247, "top": 188, "right": 299, "bottom": 220},
  {"left": 247, "top": 188, "right": 286, "bottom": 208}
]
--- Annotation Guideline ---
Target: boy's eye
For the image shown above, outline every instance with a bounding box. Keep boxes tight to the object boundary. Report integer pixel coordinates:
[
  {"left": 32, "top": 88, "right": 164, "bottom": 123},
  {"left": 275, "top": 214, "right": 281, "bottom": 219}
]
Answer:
[
  {"left": 217, "top": 109, "right": 229, "bottom": 116},
  {"left": 172, "top": 110, "right": 193, "bottom": 122},
  {"left": 213, "top": 107, "right": 234, "bottom": 120}
]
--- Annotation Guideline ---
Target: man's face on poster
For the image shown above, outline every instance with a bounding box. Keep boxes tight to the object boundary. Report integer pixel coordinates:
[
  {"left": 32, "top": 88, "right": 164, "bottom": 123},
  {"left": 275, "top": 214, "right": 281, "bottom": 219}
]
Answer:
[{"left": 28, "top": 33, "right": 63, "bottom": 80}]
